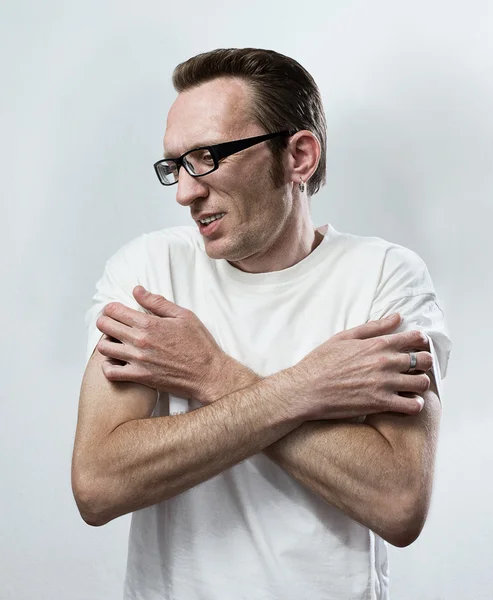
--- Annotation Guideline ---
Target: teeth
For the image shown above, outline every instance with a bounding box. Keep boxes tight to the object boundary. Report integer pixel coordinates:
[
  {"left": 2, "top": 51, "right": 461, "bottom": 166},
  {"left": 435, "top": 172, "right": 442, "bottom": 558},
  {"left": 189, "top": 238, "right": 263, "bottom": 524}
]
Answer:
[{"left": 200, "top": 212, "right": 225, "bottom": 225}]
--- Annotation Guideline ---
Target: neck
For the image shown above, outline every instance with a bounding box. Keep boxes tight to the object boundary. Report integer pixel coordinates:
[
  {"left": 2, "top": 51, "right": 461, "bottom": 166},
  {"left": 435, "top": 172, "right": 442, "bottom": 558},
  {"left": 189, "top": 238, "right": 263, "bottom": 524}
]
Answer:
[{"left": 228, "top": 214, "right": 324, "bottom": 274}]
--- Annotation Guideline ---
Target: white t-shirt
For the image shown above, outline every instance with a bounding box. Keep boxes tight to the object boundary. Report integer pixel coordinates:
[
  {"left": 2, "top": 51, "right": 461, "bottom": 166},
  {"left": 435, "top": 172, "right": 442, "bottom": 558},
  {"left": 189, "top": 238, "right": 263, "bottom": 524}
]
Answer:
[{"left": 85, "top": 223, "right": 451, "bottom": 600}]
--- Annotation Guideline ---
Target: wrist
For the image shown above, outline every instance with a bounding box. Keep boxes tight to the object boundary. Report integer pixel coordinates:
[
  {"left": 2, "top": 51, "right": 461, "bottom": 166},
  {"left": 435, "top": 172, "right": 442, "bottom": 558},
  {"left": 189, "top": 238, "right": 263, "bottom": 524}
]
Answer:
[
  {"left": 200, "top": 352, "right": 262, "bottom": 404},
  {"left": 259, "top": 368, "right": 309, "bottom": 424},
  {"left": 279, "top": 364, "right": 317, "bottom": 420}
]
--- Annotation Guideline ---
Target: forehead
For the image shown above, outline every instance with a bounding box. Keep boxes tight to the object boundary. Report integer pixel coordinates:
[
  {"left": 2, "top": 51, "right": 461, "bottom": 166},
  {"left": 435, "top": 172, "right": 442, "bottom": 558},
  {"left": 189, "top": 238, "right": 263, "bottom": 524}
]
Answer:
[{"left": 163, "top": 77, "right": 255, "bottom": 156}]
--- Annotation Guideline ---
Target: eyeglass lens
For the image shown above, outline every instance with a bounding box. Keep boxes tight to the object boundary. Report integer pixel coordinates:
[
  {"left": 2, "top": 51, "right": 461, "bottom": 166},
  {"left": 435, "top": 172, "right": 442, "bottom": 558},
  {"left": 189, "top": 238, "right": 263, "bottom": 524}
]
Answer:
[{"left": 157, "top": 149, "right": 216, "bottom": 185}]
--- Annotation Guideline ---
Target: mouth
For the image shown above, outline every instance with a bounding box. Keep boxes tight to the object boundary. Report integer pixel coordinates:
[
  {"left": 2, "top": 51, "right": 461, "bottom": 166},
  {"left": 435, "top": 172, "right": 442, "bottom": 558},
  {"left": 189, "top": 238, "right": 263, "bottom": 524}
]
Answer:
[{"left": 197, "top": 213, "right": 226, "bottom": 236}]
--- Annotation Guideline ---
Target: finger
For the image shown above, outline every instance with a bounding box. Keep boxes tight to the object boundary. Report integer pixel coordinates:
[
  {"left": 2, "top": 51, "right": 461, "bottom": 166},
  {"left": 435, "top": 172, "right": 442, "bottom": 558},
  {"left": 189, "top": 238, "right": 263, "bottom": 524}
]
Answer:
[
  {"left": 386, "top": 330, "right": 430, "bottom": 352},
  {"left": 133, "top": 286, "right": 183, "bottom": 318},
  {"left": 397, "top": 350, "right": 433, "bottom": 373},
  {"left": 336, "top": 313, "right": 402, "bottom": 341},
  {"left": 101, "top": 359, "right": 140, "bottom": 382},
  {"left": 97, "top": 335, "right": 134, "bottom": 362},
  {"left": 103, "top": 301, "right": 150, "bottom": 328},
  {"left": 387, "top": 394, "right": 424, "bottom": 415},
  {"left": 96, "top": 314, "right": 133, "bottom": 342},
  {"left": 393, "top": 373, "right": 431, "bottom": 395}
]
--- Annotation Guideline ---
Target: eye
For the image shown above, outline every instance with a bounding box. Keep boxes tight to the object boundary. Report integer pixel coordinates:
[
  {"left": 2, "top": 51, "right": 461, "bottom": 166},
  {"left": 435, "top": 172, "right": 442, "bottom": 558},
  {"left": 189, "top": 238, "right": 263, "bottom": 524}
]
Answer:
[
  {"left": 185, "top": 149, "right": 215, "bottom": 175},
  {"left": 200, "top": 150, "right": 214, "bottom": 164}
]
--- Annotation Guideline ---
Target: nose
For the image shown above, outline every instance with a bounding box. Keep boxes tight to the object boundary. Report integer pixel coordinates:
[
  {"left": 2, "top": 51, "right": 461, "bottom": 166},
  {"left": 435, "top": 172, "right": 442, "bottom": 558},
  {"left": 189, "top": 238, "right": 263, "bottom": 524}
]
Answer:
[{"left": 175, "top": 167, "right": 209, "bottom": 207}]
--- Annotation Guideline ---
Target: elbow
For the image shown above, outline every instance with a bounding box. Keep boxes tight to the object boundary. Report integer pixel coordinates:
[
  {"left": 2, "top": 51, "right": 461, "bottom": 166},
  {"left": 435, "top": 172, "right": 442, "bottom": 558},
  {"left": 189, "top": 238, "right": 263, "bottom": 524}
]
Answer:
[
  {"left": 80, "top": 511, "right": 107, "bottom": 528},
  {"left": 383, "top": 492, "right": 428, "bottom": 548},
  {"left": 72, "top": 470, "right": 115, "bottom": 527},
  {"left": 386, "top": 524, "right": 423, "bottom": 548}
]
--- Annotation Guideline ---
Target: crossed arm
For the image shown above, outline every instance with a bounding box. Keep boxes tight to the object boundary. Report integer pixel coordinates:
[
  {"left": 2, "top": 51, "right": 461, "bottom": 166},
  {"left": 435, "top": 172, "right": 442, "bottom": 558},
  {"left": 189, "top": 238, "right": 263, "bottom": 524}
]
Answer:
[
  {"left": 72, "top": 286, "right": 442, "bottom": 546},
  {"left": 73, "top": 340, "right": 440, "bottom": 548},
  {"left": 198, "top": 354, "right": 441, "bottom": 548}
]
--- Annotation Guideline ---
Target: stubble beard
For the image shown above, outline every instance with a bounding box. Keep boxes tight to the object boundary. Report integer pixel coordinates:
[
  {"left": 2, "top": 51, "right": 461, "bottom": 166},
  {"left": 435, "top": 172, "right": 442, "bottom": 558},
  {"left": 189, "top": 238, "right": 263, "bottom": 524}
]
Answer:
[{"left": 205, "top": 153, "right": 286, "bottom": 262}]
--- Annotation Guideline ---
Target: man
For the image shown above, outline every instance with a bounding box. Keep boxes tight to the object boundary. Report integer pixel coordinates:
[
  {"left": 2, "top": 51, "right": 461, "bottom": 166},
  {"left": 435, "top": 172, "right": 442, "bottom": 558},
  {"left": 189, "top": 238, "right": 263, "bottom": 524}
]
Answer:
[{"left": 72, "top": 48, "right": 451, "bottom": 600}]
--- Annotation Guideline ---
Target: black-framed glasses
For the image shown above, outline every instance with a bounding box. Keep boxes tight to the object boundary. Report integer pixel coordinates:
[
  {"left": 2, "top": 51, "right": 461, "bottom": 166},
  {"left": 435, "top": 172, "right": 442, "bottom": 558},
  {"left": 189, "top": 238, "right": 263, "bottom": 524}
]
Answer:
[{"left": 153, "top": 130, "right": 296, "bottom": 186}]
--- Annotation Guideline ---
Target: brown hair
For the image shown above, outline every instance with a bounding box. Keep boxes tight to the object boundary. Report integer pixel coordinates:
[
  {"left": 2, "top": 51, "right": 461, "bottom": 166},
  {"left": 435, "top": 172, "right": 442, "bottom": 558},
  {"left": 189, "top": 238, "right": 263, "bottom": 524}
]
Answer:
[{"left": 172, "top": 48, "right": 327, "bottom": 197}]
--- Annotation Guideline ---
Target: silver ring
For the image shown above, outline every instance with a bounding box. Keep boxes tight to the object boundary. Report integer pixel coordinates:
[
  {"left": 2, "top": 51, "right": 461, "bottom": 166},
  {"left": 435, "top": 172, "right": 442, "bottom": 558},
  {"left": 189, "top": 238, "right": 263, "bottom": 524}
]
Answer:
[{"left": 406, "top": 352, "right": 418, "bottom": 373}]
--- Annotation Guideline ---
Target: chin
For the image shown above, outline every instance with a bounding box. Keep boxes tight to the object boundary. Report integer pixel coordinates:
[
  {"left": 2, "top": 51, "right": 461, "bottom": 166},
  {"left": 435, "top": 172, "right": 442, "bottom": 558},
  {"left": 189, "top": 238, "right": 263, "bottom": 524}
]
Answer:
[
  {"left": 203, "top": 239, "right": 229, "bottom": 260},
  {"left": 204, "top": 236, "right": 246, "bottom": 262}
]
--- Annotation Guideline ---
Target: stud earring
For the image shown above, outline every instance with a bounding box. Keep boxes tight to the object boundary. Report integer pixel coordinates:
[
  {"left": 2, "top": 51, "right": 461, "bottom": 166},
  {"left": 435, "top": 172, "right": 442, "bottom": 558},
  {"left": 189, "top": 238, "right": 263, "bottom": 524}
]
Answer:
[{"left": 299, "top": 178, "right": 305, "bottom": 193}]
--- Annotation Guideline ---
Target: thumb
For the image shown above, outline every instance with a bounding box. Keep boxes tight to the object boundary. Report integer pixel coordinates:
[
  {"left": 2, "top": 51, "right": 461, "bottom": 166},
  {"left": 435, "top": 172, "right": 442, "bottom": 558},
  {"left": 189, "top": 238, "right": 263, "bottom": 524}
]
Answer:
[
  {"left": 133, "top": 285, "right": 182, "bottom": 318},
  {"left": 336, "top": 313, "right": 402, "bottom": 341}
]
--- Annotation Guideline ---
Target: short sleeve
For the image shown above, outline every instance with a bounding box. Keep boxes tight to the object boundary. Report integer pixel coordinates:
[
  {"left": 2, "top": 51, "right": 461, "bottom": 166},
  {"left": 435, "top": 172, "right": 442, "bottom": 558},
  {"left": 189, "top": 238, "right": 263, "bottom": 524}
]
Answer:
[
  {"left": 368, "top": 245, "right": 452, "bottom": 401},
  {"left": 84, "top": 235, "right": 149, "bottom": 367}
]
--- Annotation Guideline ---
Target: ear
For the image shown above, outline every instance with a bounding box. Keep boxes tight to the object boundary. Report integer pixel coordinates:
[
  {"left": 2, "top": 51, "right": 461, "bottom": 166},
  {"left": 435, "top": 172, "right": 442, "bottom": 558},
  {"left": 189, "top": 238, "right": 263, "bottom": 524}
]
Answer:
[{"left": 285, "top": 130, "right": 321, "bottom": 189}]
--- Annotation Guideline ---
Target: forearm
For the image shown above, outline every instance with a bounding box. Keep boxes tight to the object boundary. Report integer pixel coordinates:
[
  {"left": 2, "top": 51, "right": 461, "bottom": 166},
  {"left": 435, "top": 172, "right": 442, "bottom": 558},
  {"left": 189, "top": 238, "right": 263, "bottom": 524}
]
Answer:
[
  {"left": 87, "top": 369, "right": 303, "bottom": 526},
  {"left": 264, "top": 420, "right": 410, "bottom": 543},
  {"left": 208, "top": 357, "right": 413, "bottom": 544}
]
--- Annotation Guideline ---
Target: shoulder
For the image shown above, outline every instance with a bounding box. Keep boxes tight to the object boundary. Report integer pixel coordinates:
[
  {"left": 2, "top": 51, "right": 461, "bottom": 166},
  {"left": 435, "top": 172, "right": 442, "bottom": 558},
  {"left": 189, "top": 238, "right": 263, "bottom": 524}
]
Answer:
[
  {"left": 105, "top": 225, "right": 203, "bottom": 273},
  {"left": 328, "top": 225, "right": 422, "bottom": 262},
  {"left": 327, "top": 225, "right": 429, "bottom": 284},
  {"left": 144, "top": 224, "right": 203, "bottom": 252}
]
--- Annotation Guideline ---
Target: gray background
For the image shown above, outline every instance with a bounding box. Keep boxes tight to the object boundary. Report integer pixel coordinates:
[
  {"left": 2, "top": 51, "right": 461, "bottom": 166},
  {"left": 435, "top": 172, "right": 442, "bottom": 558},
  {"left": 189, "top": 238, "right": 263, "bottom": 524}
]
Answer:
[{"left": 1, "top": 1, "right": 491, "bottom": 598}]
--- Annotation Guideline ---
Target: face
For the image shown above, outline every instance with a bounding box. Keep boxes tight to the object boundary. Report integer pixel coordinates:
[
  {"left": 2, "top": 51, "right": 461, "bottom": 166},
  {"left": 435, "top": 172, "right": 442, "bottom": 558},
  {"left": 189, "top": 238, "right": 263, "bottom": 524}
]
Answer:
[{"left": 163, "top": 77, "right": 295, "bottom": 266}]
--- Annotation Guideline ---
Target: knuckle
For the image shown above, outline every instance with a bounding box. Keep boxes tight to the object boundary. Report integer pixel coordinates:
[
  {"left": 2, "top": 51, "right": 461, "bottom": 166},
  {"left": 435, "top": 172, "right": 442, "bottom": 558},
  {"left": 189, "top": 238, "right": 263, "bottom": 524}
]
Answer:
[
  {"left": 402, "top": 331, "right": 415, "bottom": 346},
  {"left": 149, "top": 294, "right": 164, "bottom": 307},
  {"left": 380, "top": 336, "right": 393, "bottom": 349},
  {"left": 133, "top": 333, "right": 149, "bottom": 350},
  {"left": 107, "top": 370, "right": 121, "bottom": 382},
  {"left": 133, "top": 348, "right": 146, "bottom": 362},
  {"left": 399, "top": 330, "right": 411, "bottom": 344},
  {"left": 413, "top": 330, "right": 428, "bottom": 345},
  {"left": 401, "top": 397, "right": 419, "bottom": 414},
  {"left": 393, "top": 392, "right": 423, "bottom": 415},
  {"left": 141, "top": 315, "right": 152, "bottom": 329},
  {"left": 423, "top": 352, "right": 434, "bottom": 370},
  {"left": 367, "top": 337, "right": 382, "bottom": 351},
  {"left": 105, "top": 302, "right": 120, "bottom": 315},
  {"left": 181, "top": 307, "right": 193, "bottom": 320},
  {"left": 376, "top": 354, "right": 391, "bottom": 369},
  {"left": 96, "top": 315, "right": 107, "bottom": 330},
  {"left": 394, "top": 331, "right": 407, "bottom": 344},
  {"left": 101, "top": 362, "right": 113, "bottom": 379},
  {"left": 417, "top": 374, "right": 430, "bottom": 392}
]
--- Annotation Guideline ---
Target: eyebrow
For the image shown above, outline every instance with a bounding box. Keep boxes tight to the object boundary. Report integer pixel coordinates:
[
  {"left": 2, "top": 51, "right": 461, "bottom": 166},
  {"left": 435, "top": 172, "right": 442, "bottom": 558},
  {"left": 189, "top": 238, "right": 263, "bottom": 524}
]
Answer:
[{"left": 163, "top": 139, "right": 225, "bottom": 159}]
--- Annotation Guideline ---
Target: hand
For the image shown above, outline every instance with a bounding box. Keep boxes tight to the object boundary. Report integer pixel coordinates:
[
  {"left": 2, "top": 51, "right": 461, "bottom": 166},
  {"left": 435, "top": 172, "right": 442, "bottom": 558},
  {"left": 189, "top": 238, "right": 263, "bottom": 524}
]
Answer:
[
  {"left": 95, "top": 286, "right": 226, "bottom": 403},
  {"left": 288, "top": 313, "right": 433, "bottom": 421}
]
